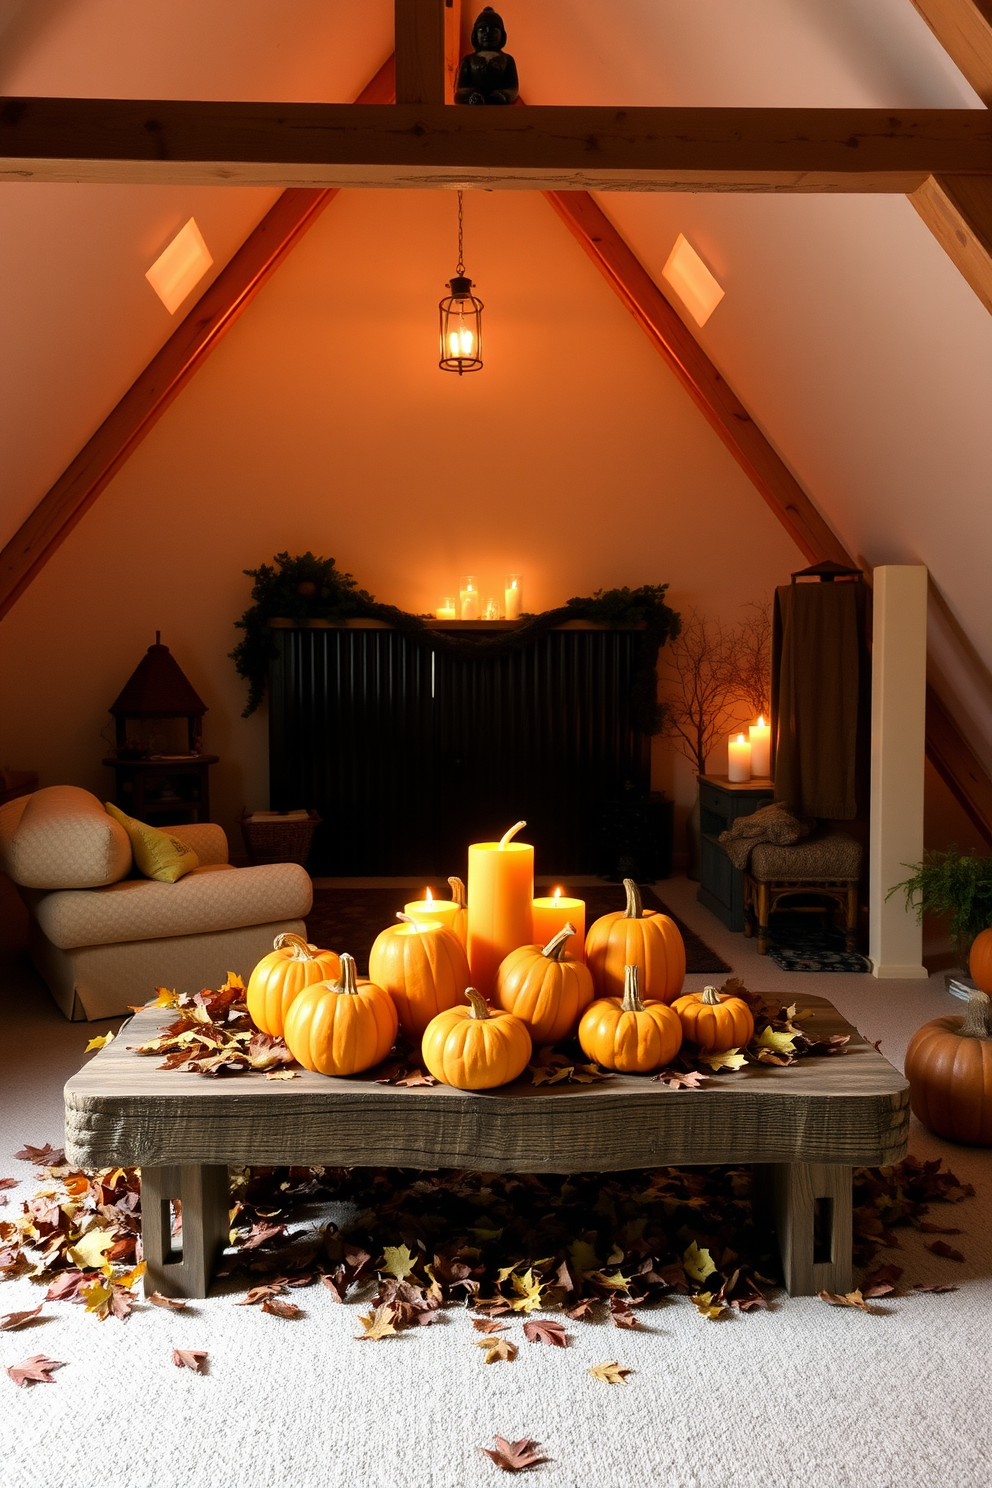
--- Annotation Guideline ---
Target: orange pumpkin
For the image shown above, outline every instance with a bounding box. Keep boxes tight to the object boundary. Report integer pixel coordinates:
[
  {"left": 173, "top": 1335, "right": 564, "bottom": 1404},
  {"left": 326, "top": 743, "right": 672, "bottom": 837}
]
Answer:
[
  {"left": 368, "top": 914, "right": 471, "bottom": 1040},
  {"left": 446, "top": 876, "right": 468, "bottom": 948},
  {"left": 584, "top": 879, "right": 685, "bottom": 1005},
  {"left": 494, "top": 923, "right": 595, "bottom": 1044},
  {"left": 969, "top": 928, "right": 992, "bottom": 994},
  {"left": 422, "top": 987, "right": 533, "bottom": 1090},
  {"left": 246, "top": 933, "right": 342, "bottom": 1037},
  {"left": 672, "top": 983, "right": 755, "bottom": 1052},
  {"left": 283, "top": 954, "right": 398, "bottom": 1077},
  {"left": 578, "top": 964, "right": 683, "bottom": 1073},
  {"left": 904, "top": 989, "right": 992, "bottom": 1146}
]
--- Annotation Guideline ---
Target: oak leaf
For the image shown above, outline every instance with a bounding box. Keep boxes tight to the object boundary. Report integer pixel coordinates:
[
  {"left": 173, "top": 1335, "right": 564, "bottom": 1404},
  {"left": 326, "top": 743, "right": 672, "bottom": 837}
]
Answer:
[
  {"left": 925, "top": 1240, "right": 965, "bottom": 1262},
  {"left": 172, "top": 1348, "right": 208, "bottom": 1373},
  {"left": 699, "top": 1048, "right": 747, "bottom": 1072},
  {"left": 261, "top": 1297, "right": 303, "bottom": 1319},
  {"left": 7, "top": 1354, "right": 65, "bottom": 1387},
  {"left": 588, "top": 1360, "right": 630, "bottom": 1384},
  {"left": 523, "top": 1318, "right": 568, "bottom": 1347},
  {"left": 355, "top": 1304, "right": 397, "bottom": 1340},
  {"left": 148, "top": 1292, "right": 187, "bottom": 1311},
  {"left": 0, "top": 1304, "right": 43, "bottom": 1331},
  {"left": 691, "top": 1291, "right": 727, "bottom": 1320},
  {"left": 475, "top": 1335, "right": 518, "bottom": 1363},
  {"left": 682, "top": 1240, "right": 716, "bottom": 1284},
  {"left": 481, "top": 1436, "right": 550, "bottom": 1472}
]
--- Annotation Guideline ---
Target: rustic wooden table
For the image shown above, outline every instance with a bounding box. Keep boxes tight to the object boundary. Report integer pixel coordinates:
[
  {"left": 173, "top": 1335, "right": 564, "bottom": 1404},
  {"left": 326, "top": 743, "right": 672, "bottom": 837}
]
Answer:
[{"left": 64, "top": 995, "right": 909, "bottom": 1301}]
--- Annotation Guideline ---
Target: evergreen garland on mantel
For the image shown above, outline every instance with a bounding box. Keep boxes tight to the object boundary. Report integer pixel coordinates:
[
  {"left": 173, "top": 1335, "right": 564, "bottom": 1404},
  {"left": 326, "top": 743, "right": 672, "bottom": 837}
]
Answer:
[{"left": 231, "top": 551, "right": 681, "bottom": 730}]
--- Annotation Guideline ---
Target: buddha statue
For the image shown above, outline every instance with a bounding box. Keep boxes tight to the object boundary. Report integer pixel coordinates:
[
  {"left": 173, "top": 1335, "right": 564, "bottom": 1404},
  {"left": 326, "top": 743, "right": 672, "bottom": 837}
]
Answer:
[{"left": 455, "top": 7, "right": 519, "bottom": 106}]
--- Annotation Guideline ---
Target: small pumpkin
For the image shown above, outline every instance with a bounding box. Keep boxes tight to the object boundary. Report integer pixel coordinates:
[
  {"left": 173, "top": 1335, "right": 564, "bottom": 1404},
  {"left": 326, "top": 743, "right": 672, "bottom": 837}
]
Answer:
[
  {"left": 904, "top": 989, "right": 992, "bottom": 1146},
  {"left": 969, "top": 927, "right": 992, "bottom": 994},
  {"left": 369, "top": 914, "right": 471, "bottom": 1040},
  {"left": 578, "top": 964, "right": 683, "bottom": 1073},
  {"left": 422, "top": 987, "right": 533, "bottom": 1090},
  {"left": 494, "top": 923, "right": 595, "bottom": 1044},
  {"left": 447, "top": 876, "right": 468, "bottom": 948},
  {"left": 584, "top": 879, "right": 686, "bottom": 1005},
  {"left": 246, "top": 932, "right": 341, "bottom": 1037},
  {"left": 283, "top": 953, "right": 398, "bottom": 1077},
  {"left": 672, "top": 983, "right": 755, "bottom": 1052}
]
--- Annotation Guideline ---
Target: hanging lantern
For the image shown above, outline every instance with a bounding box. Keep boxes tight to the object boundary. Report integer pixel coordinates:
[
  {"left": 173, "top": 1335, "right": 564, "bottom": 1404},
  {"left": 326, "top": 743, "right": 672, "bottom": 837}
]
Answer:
[{"left": 439, "top": 191, "right": 483, "bottom": 374}]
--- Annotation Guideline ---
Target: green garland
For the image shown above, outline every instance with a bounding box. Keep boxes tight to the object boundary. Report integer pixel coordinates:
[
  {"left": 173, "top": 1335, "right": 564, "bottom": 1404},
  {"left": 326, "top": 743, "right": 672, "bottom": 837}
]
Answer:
[{"left": 231, "top": 551, "right": 681, "bottom": 731}]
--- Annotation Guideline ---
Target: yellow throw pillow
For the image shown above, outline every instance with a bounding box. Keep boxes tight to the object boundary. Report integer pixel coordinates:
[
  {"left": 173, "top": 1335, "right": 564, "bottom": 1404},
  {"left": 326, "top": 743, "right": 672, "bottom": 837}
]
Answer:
[{"left": 104, "top": 803, "right": 199, "bottom": 883}]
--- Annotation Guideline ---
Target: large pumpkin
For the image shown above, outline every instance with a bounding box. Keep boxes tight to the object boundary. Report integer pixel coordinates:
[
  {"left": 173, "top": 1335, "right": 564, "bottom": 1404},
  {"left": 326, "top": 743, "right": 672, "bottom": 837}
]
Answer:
[
  {"left": 578, "top": 964, "right": 683, "bottom": 1073},
  {"left": 904, "top": 989, "right": 992, "bottom": 1146},
  {"left": 969, "top": 928, "right": 992, "bottom": 994},
  {"left": 422, "top": 987, "right": 532, "bottom": 1090},
  {"left": 246, "top": 933, "right": 341, "bottom": 1037},
  {"left": 494, "top": 923, "right": 595, "bottom": 1044},
  {"left": 283, "top": 954, "right": 398, "bottom": 1077},
  {"left": 672, "top": 984, "right": 754, "bottom": 1052},
  {"left": 584, "top": 879, "right": 685, "bottom": 1005},
  {"left": 369, "top": 914, "right": 471, "bottom": 1040}
]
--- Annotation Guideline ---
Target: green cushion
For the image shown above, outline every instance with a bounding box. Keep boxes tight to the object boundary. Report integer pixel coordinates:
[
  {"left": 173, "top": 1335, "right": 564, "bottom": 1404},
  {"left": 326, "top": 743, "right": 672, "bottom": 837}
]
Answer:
[{"left": 104, "top": 803, "right": 199, "bottom": 883}]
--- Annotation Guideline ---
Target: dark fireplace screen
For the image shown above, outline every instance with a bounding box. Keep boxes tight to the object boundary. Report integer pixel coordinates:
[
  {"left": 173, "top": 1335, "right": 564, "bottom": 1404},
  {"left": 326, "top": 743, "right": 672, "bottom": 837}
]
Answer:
[{"left": 268, "top": 625, "right": 651, "bottom": 875}]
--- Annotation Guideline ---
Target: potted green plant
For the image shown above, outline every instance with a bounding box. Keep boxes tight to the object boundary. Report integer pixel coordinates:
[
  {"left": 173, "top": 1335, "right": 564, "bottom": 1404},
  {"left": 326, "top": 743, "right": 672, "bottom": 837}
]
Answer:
[{"left": 891, "top": 848, "right": 992, "bottom": 963}]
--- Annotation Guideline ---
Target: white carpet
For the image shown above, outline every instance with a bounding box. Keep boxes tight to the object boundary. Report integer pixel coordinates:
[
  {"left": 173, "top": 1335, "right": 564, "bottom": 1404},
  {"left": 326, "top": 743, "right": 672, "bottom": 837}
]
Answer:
[{"left": 2, "top": 876, "right": 991, "bottom": 1488}]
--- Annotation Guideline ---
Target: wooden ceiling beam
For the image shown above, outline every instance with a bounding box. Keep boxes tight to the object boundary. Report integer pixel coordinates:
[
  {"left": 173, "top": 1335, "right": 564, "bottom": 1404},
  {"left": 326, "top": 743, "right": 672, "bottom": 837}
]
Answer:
[
  {"left": 909, "top": 0, "right": 992, "bottom": 104},
  {"left": 910, "top": 172, "right": 992, "bottom": 311},
  {"left": 0, "top": 101, "right": 988, "bottom": 191}
]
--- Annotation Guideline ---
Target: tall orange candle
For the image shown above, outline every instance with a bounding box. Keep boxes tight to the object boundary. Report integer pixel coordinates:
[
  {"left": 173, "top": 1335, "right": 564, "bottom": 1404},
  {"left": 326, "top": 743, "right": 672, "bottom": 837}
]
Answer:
[
  {"left": 531, "top": 886, "right": 586, "bottom": 961},
  {"left": 467, "top": 820, "right": 534, "bottom": 994},
  {"left": 403, "top": 886, "right": 461, "bottom": 937}
]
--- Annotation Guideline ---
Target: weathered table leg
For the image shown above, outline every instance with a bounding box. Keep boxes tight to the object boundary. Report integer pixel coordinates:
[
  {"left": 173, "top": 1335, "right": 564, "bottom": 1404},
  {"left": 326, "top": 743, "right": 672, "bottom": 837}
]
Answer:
[
  {"left": 141, "top": 1164, "right": 229, "bottom": 1299},
  {"left": 768, "top": 1162, "right": 853, "bottom": 1296}
]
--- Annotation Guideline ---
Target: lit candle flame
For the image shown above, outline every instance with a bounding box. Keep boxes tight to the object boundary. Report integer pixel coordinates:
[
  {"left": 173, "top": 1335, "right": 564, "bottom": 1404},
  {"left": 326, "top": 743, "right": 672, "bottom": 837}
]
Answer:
[
  {"left": 737, "top": 733, "right": 746, "bottom": 744},
  {"left": 425, "top": 887, "right": 433, "bottom": 902},
  {"left": 553, "top": 887, "right": 562, "bottom": 901},
  {"left": 757, "top": 714, "right": 765, "bottom": 727},
  {"left": 448, "top": 330, "right": 460, "bottom": 357}
]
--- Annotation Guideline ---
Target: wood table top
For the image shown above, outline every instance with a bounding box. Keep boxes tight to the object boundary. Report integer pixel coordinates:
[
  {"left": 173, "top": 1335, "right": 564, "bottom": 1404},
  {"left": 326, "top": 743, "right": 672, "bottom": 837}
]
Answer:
[{"left": 64, "top": 996, "right": 910, "bottom": 1173}]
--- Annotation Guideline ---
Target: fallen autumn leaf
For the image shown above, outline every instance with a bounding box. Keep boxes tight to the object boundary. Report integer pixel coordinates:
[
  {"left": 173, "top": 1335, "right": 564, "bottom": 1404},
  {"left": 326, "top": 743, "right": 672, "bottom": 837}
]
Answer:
[{"left": 7, "top": 1355, "right": 65, "bottom": 1387}]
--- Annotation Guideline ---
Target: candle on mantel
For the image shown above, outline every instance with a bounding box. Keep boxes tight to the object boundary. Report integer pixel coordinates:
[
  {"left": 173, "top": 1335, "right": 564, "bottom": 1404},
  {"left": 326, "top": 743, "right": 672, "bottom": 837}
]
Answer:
[
  {"left": 436, "top": 598, "right": 457, "bottom": 620},
  {"left": 531, "top": 886, "right": 586, "bottom": 960},
  {"left": 467, "top": 820, "right": 534, "bottom": 994},
  {"left": 459, "top": 576, "right": 479, "bottom": 620},
  {"left": 403, "top": 886, "right": 461, "bottom": 937},
  {"left": 504, "top": 574, "right": 523, "bottom": 621},
  {"left": 749, "top": 714, "right": 771, "bottom": 778},
  {"left": 728, "top": 732, "right": 752, "bottom": 783}
]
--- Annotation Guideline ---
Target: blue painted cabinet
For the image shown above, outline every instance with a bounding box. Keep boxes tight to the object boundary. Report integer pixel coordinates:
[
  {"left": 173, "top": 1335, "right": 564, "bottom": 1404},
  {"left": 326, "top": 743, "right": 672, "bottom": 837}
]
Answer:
[{"left": 696, "top": 774, "right": 774, "bottom": 931}]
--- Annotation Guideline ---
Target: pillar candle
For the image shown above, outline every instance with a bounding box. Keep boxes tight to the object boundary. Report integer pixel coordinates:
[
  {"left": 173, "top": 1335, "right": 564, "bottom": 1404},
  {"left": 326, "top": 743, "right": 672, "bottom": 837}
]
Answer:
[
  {"left": 467, "top": 820, "right": 534, "bottom": 993},
  {"left": 459, "top": 576, "right": 479, "bottom": 620},
  {"left": 436, "top": 599, "right": 457, "bottom": 620},
  {"left": 749, "top": 715, "right": 771, "bottom": 778},
  {"left": 728, "top": 733, "right": 751, "bottom": 782},
  {"left": 531, "top": 887, "right": 586, "bottom": 960},
  {"left": 403, "top": 887, "right": 461, "bottom": 937},
  {"left": 504, "top": 574, "right": 523, "bottom": 621}
]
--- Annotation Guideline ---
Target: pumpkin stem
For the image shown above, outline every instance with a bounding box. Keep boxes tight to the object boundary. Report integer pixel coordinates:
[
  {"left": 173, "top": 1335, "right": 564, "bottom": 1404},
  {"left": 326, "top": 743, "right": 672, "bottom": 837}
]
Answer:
[
  {"left": 498, "top": 820, "right": 527, "bottom": 850},
  {"left": 464, "top": 987, "right": 492, "bottom": 1020},
  {"left": 622, "top": 878, "right": 644, "bottom": 919},
  {"left": 541, "top": 924, "right": 576, "bottom": 961},
  {"left": 958, "top": 988, "right": 992, "bottom": 1040},
  {"left": 621, "top": 964, "right": 645, "bottom": 1013},
  {"left": 701, "top": 985, "right": 722, "bottom": 1006},
  {"left": 336, "top": 953, "right": 359, "bottom": 996},
  {"left": 273, "top": 932, "right": 316, "bottom": 961},
  {"left": 447, "top": 876, "right": 467, "bottom": 908},
  {"left": 396, "top": 913, "right": 424, "bottom": 929}
]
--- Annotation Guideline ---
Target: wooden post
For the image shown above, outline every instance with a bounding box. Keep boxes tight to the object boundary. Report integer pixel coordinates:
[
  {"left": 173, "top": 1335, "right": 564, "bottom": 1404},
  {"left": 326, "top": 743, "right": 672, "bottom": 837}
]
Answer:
[
  {"left": 141, "top": 1164, "right": 230, "bottom": 1299},
  {"left": 769, "top": 1163, "right": 853, "bottom": 1296},
  {"left": 869, "top": 566, "right": 930, "bottom": 979},
  {"left": 395, "top": 0, "right": 446, "bottom": 104},
  {"left": 444, "top": 0, "right": 463, "bottom": 105}
]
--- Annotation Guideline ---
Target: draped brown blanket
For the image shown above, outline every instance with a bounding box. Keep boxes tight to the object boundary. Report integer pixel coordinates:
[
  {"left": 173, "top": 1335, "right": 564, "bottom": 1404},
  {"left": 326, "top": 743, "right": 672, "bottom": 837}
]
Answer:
[{"left": 718, "top": 801, "right": 812, "bottom": 872}]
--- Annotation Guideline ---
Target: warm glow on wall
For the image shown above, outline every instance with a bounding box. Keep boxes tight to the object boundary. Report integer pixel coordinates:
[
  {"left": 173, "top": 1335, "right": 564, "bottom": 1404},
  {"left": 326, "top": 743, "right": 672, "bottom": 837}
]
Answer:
[
  {"left": 145, "top": 218, "right": 214, "bottom": 314},
  {"left": 661, "top": 233, "right": 725, "bottom": 327}
]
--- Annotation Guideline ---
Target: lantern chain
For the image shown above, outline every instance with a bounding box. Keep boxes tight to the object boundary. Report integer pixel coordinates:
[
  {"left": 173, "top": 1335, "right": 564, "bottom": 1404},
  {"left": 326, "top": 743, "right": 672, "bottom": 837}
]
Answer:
[{"left": 456, "top": 190, "right": 465, "bottom": 277}]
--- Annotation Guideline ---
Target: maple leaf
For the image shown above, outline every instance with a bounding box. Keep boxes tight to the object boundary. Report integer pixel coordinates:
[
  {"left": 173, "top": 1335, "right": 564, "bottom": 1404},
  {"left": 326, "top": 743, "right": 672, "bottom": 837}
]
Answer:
[
  {"left": 147, "top": 1292, "right": 187, "bottom": 1311},
  {"left": 262, "top": 1298, "right": 303, "bottom": 1319},
  {"left": 690, "top": 1291, "right": 727, "bottom": 1320},
  {"left": 7, "top": 1354, "right": 65, "bottom": 1387},
  {"left": 14, "top": 1144, "right": 66, "bottom": 1167},
  {"left": 172, "top": 1349, "right": 208, "bottom": 1373},
  {"left": 66, "top": 1226, "right": 117, "bottom": 1271},
  {"left": 508, "top": 1269, "right": 544, "bottom": 1312},
  {"left": 472, "top": 1317, "right": 507, "bottom": 1334},
  {"left": 653, "top": 1068, "right": 710, "bottom": 1089},
  {"left": 45, "top": 1271, "right": 87, "bottom": 1302},
  {"left": 731, "top": 1283, "right": 770, "bottom": 1313},
  {"left": 609, "top": 1297, "right": 640, "bottom": 1329},
  {"left": 381, "top": 1244, "right": 417, "bottom": 1281},
  {"left": 862, "top": 1263, "right": 903, "bottom": 1298},
  {"left": 698, "top": 1047, "right": 747, "bottom": 1072},
  {"left": 757, "top": 1027, "right": 798, "bottom": 1056},
  {"left": 926, "top": 1240, "right": 965, "bottom": 1262},
  {"left": 0, "top": 1178, "right": 17, "bottom": 1190},
  {"left": 523, "top": 1319, "right": 568, "bottom": 1347},
  {"left": 818, "top": 1289, "right": 871, "bottom": 1311},
  {"left": 682, "top": 1240, "right": 716, "bottom": 1284},
  {"left": 589, "top": 1267, "right": 633, "bottom": 1293},
  {"left": 0, "top": 1304, "right": 43, "bottom": 1331},
  {"left": 481, "top": 1436, "right": 550, "bottom": 1472},
  {"left": 80, "top": 1278, "right": 114, "bottom": 1317},
  {"left": 239, "top": 1221, "right": 286, "bottom": 1250},
  {"left": 530, "top": 1062, "right": 573, "bottom": 1087},
  {"left": 566, "top": 1298, "right": 596, "bottom": 1321},
  {"left": 264, "top": 1069, "right": 300, "bottom": 1081},
  {"left": 568, "top": 1239, "right": 599, "bottom": 1274},
  {"left": 395, "top": 1068, "right": 437, "bottom": 1087},
  {"left": 84, "top": 1032, "right": 114, "bottom": 1052},
  {"left": 320, "top": 1275, "right": 345, "bottom": 1302},
  {"left": 150, "top": 986, "right": 180, "bottom": 1008},
  {"left": 588, "top": 1360, "right": 630, "bottom": 1384},
  {"left": 237, "top": 1282, "right": 288, "bottom": 1306},
  {"left": 355, "top": 1304, "right": 397, "bottom": 1340},
  {"left": 475, "top": 1335, "right": 518, "bottom": 1363}
]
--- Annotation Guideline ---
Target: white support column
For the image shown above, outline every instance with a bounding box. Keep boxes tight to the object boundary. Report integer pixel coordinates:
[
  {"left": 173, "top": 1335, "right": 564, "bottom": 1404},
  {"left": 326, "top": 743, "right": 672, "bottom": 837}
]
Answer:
[{"left": 869, "top": 565, "right": 929, "bottom": 979}]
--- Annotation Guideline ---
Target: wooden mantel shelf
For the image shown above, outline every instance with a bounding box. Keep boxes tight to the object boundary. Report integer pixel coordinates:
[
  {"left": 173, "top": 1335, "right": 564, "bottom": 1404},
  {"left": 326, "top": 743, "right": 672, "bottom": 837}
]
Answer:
[{"left": 268, "top": 618, "right": 647, "bottom": 632}]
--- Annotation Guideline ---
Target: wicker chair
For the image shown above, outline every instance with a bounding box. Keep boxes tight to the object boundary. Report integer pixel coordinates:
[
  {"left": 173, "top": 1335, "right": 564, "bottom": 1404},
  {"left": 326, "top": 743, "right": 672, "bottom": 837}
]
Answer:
[{"left": 743, "top": 832, "right": 862, "bottom": 955}]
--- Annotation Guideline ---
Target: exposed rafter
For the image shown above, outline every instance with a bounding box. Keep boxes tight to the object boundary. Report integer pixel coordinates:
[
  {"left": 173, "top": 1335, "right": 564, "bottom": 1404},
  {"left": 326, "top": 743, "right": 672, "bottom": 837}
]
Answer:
[
  {"left": 910, "top": 0, "right": 992, "bottom": 104},
  {"left": 910, "top": 172, "right": 992, "bottom": 311}
]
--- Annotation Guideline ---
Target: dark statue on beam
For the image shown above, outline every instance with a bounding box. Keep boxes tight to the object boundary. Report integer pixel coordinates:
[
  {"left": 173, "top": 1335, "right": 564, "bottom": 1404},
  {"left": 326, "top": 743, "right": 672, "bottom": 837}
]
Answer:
[{"left": 456, "top": 7, "right": 519, "bottom": 106}]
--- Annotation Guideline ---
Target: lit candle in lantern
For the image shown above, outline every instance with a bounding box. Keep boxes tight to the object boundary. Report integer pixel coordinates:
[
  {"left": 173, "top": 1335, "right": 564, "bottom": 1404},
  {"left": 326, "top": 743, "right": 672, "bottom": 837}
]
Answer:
[
  {"left": 467, "top": 820, "right": 534, "bottom": 993},
  {"left": 728, "top": 732, "right": 752, "bottom": 782},
  {"left": 749, "top": 714, "right": 771, "bottom": 778},
  {"left": 436, "top": 598, "right": 457, "bottom": 620},
  {"left": 504, "top": 574, "right": 523, "bottom": 621},
  {"left": 531, "top": 886, "right": 586, "bottom": 960},
  {"left": 459, "top": 576, "right": 479, "bottom": 620},
  {"left": 403, "top": 885, "right": 461, "bottom": 937}
]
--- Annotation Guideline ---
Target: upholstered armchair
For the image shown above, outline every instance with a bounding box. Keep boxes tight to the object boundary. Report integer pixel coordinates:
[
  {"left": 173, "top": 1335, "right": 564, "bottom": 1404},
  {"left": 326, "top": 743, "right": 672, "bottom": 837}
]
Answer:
[{"left": 0, "top": 786, "right": 313, "bottom": 1020}]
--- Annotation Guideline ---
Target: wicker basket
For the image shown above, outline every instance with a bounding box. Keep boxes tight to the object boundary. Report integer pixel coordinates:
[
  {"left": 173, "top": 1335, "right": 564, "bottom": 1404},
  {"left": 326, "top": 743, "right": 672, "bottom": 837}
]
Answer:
[{"left": 240, "top": 809, "right": 321, "bottom": 867}]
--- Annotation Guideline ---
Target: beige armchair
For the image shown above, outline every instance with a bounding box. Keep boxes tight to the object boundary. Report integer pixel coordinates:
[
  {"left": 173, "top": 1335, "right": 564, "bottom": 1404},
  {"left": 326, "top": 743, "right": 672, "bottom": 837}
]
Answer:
[{"left": 0, "top": 785, "right": 313, "bottom": 1020}]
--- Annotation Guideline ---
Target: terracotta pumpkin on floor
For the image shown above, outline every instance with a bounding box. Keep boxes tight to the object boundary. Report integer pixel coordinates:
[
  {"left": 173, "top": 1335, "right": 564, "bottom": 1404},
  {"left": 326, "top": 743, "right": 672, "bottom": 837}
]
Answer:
[
  {"left": 493, "top": 923, "right": 595, "bottom": 1044},
  {"left": 584, "top": 879, "right": 685, "bottom": 1005},
  {"left": 904, "top": 989, "right": 992, "bottom": 1146},
  {"left": 578, "top": 964, "right": 682, "bottom": 1073},
  {"left": 422, "top": 988, "right": 532, "bottom": 1090},
  {"left": 969, "top": 928, "right": 992, "bottom": 994},
  {"left": 369, "top": 914, "right": 471, "bottom": 1040},
  {"left": 246, "top": 933, "right": 342, "bottom": 1038},
  {"left": 283, "top": 953, "right": 397, "bottom": 1077},
  {"left": 672, "top": 983, "right": 755, "bottom": 1052}
]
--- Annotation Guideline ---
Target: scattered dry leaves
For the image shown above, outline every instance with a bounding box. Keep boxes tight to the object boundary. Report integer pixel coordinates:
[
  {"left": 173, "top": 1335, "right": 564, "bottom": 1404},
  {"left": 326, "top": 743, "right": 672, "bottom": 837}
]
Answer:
[
  {"left": 6, "top": 1354, "right": 64, "bottom": 1387},
  {"left": 0, "top": 1304, "right": 43, "bottom": 1331},
  {"left": 14, "top": 1144, "right": 65, "bottom": 1167},
  {"left": 481, "top": 1436, "right": 550, "bottom": 1472},
  {"left": 261, "top": 1297, "right": 303, "bottom": 1319},
  {"left": 691, "top": 1292, "right": 727, "bottom": 1320},
  {"left": 473, "top": 1317, "right": 507, "bottom": 1334},
  {"left": 818, "top": 1289, "right": 875, "bottom": 1312},
  {"left": 588, "top": 1360, "right": 630, "bottom": 1385},
  {"left": 476, "top": 1335, "right": 518, "bottom": 1363},
  {"left": 172, "top": 1348, "right": 207, "bottom": 1373},
  {"left": 147, "top": 1292, "right": 187, "bottom": 1311},
  {"left": 653, "top": 1068, "right": 710, "bottom": 1089},
  {"left": 523, "top": 1318, "right": 568, "bottom": 1347},
  {"left": 355, "top": 1304, "right": 397, "bottom": 1341}
]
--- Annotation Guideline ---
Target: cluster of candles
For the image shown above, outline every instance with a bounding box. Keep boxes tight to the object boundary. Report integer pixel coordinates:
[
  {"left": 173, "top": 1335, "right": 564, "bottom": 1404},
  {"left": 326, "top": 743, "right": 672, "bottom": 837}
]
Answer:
[
  {"left": 727, "top": 715, "right": 772, "bottom": 781},
  {"left": 403, "top": 821, "right": 582, "bottom": 992},
  {"left": 436, "top": 574, "right": 523, "bottom": 621}
]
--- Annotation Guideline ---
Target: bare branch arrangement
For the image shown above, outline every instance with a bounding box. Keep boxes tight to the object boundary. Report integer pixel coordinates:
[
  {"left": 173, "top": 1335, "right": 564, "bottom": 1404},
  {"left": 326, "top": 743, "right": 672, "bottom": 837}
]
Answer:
[{"left": 661, "top": 601, "right": 772, "bottom": 776}]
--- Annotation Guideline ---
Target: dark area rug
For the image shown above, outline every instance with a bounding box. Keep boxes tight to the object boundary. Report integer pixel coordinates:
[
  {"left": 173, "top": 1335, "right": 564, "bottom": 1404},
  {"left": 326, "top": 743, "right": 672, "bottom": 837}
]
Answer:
[
  {"left": 306, "top": 882, "right": 730, "bottom": 977},
  {"left": 767, "top": 912, "right": 870, "bottom": 974}
]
